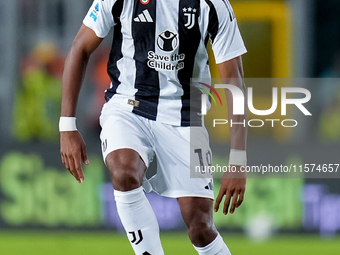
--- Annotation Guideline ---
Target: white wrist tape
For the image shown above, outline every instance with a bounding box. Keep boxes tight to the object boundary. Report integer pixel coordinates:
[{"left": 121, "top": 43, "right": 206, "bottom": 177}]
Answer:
[
  {"left": 59, "top": 117, "right": 77, "bottom": 132},
  {"left": 229, "top": 149, "right": 247, "bottom": 166}
]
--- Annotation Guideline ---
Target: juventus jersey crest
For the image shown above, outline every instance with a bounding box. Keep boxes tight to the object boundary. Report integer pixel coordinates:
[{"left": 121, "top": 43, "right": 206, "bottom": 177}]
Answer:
[{"left": 183, "top": 7, "right": 197, "bottom": 29}]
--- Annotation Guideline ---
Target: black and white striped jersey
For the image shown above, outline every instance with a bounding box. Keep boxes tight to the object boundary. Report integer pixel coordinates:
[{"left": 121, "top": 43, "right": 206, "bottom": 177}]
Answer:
[{"left": 83, "top": 0, "right": 246, "bottom": 126}]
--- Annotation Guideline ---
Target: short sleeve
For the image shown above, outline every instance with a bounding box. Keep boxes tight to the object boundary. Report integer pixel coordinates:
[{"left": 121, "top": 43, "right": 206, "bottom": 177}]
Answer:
[
  {"left": 209, "top": 0, "right": 247, "bottom": 64},
  {"left": 83, "top": 0, "right": 115, "bottom": 38}
]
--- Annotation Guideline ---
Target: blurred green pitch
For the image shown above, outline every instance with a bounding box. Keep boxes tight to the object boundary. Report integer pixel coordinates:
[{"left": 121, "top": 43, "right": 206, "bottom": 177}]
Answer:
[{"left": 0, "top": 232, "right": 339, "bottom": 255}]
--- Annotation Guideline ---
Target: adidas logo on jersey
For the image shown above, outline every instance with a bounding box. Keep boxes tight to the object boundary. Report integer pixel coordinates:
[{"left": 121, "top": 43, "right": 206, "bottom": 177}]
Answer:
[{"left": 134, "top": 10, "right": 153, "bottom": 23}]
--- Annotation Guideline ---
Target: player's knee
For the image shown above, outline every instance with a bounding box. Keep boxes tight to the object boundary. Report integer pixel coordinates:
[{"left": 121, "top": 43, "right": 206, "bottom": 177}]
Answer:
[
  {"left": 106, "top": 152, "right": 143, "bottom": 191},
  {"left": 187, "top": 222, "right": 217, "bottom": 247},
  {"left": 111, "top": 169, "right": 142, "bottom": 191}
]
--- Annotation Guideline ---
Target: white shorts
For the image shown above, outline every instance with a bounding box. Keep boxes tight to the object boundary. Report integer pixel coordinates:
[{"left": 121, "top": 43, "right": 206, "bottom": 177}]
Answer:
[{"left": 99, "top": 102, "right": 214, "bottom": 199}]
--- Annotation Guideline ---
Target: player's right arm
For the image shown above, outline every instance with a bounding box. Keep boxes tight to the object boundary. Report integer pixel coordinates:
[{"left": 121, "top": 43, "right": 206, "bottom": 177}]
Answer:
[{"left": 60, "top": 25, "right": 103, "bottom": 183}]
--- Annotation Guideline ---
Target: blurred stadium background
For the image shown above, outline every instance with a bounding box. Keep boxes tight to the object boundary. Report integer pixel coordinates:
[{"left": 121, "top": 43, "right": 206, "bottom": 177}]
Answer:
[{"left": 0, "top": 0, "right": 340, "bottom": 254}]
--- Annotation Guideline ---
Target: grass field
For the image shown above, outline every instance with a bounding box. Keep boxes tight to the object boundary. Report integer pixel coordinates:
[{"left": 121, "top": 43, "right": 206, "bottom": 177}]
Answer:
[{"left": 0, "top": 231, "right": 339, "bottom": 255}]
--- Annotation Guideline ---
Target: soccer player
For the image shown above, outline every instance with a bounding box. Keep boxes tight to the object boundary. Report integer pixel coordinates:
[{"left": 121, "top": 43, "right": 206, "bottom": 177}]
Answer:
[{"left": 60, "top": 0, "right": 247, "bottom": 254}]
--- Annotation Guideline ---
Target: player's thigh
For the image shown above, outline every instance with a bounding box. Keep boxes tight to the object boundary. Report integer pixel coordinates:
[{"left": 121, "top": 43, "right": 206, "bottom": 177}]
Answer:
[
  {"left": 150, "top": 124, "right": 214, "bottom": 198},
  {"left": 100, "top": 107, "right": 154, "bottom": 190}
]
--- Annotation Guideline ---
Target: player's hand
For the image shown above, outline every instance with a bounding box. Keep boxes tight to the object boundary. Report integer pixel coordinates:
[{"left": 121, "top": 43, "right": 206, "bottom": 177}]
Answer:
[
  {"left": 214, "top": 166, "right": 246, "bottom": 215},
  {"left": 60, "top": 131, "right": 89, "bottom": 183}
]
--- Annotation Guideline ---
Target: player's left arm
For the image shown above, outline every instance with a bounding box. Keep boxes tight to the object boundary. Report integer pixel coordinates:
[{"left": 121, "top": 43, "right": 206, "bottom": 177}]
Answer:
[{"left": 214, "top": 56, "right": 247, "bottom": 215}]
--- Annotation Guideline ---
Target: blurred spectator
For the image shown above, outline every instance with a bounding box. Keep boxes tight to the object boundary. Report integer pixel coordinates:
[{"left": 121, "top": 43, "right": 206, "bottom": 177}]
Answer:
[{"left": 13, "top": 42, "right": 65, "bottom": 142}]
